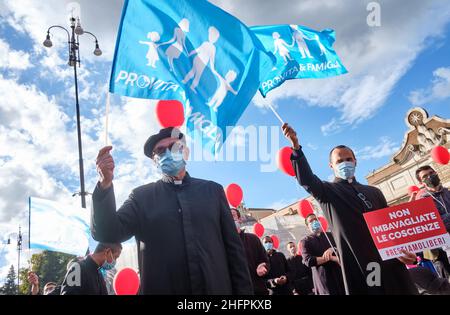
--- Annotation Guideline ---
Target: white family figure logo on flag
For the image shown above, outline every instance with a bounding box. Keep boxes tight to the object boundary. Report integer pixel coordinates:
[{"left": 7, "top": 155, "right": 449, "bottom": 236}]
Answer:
[
  {"left": 182, "top": 26, "right": 220, "bottom": 93},
  {"left": 137, "top": 19, "right": 240, "bottom": 114},
  {"left": 272, "top": 31, "right": 293, "bottom": 66},
  {"left": 289, "top": 24, "right": 313, "bottom": 59},
  {"left": 160, "top": 18, "right": 190, "bottom": 72},
  {"left": 309, "top": 34, "right": 327, "bottom": 56},
  {"left": 139, "top": 19, "right": 190, "bottom": 70},
  {"left": 207, "top": 69, "right": 238, "bottom": 112},
  {"left": 139, "top": 31, "right": 162, "bottom": 68}
]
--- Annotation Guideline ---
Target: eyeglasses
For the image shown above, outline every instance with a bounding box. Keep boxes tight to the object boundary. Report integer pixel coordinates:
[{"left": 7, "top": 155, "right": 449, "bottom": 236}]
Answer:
[
  {"left": 153, "top": 141, "right": 185, "bottom": 157},
  {"left": 357, "top": 193, "right": 373, "bottom": 210}
]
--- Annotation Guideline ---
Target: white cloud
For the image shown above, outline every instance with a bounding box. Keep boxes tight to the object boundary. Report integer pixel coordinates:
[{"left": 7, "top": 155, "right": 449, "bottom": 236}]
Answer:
[
  {"left": 355, "top": 136, "right": 399, "bottom": 160},
  {"left": 0, "top": 38, "right": 31, "bottom": 70},
  {"left": 409, "top": 66, "right": 450, "bottom": 106},
  {"left": 0, "top": 75, "right": 163, "bottom": 280}
]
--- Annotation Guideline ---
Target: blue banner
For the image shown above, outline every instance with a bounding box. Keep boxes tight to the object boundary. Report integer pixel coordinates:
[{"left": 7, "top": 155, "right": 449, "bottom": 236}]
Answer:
[
  {"left": 110, "top": 0, "right": 274, "bottom": 152},
  {"left": 251, "top": 24, "right": 348, "bottom": 97}
]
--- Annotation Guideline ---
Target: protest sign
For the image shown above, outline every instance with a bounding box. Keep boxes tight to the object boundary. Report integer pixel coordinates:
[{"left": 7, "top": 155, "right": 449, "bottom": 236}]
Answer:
[{"left": 363, "top": 197, "right": 450, "bottom": 260}]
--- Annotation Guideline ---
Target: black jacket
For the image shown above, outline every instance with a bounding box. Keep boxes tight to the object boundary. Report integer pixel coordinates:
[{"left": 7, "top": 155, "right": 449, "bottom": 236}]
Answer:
[
  {"left": 91, "top": 173, "right": 253, "bottom": 295},
  {"left": 291, "top": 147, "right": 417, "bottom": 295},
  {"left": 239, "top": 231, "right": 270, "bottom": 295},
  {"left": 60, "top": 255, "right": 108, "bottom": 295},
  {"left": 286, "top": 255, "right": 314, "bottom": 295},
  {"left": 300, "top": 232, "right": 344, "bottom": 295},
  {"left": 265, "top": 250, "right": 291, "bottom": 295}
]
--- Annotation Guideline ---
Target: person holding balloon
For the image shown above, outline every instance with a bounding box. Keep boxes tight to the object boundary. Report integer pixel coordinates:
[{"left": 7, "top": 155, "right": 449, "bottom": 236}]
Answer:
[
  {"left": 262, "top": 235, "right": 292, "bottom": 295},
  {"left": 230, "top": 208, "right": 271, "bottom": 295},
  {"left": 281, "top": 122, "right": 418, "bottom": 295},
  {"left": 300, "top": 213, "right": 344, "bottom": 295},
  {"left": 92, "top": 127, "right": 253, "bottom": 295}
]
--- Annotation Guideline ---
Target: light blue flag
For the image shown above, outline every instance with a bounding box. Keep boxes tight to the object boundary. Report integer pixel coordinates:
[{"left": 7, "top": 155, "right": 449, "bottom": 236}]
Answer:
[
  {"left": 29, "top": 197, "right": 90, "bottom": 256},
  {"left": 251, "top": 25, "right": 348, "bottom": 97},
  {"left": 110, "top": 0, "right": 275, "bottom": 152}
]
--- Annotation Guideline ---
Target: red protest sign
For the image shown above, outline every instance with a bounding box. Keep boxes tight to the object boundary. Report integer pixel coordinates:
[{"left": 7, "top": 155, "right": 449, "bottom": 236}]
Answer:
[{"left": 363, "top": 197, "right": 450, "bottom": 260}]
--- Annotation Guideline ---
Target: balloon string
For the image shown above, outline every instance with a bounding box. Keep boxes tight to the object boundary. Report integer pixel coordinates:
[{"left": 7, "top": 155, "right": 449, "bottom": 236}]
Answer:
[
  {"left": 316, "top": 216, "right": 340, "bottom": 259},
  {"left": 293, "top": 177, "right": 340, "bottom": 259}
]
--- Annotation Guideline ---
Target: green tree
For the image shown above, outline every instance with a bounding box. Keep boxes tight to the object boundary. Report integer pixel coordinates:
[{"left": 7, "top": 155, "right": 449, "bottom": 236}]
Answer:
[
  {"left": 18, "top": 251, "right": 76, "bottom": 295},
  {"left": 1, "top": 265, "right": 18, "bottom": 295}
]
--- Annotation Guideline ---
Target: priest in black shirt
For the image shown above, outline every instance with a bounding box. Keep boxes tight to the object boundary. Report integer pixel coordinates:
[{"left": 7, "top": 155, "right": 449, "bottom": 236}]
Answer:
[
  {"left": 286, "top": 241, "right": 314, "bottom": 295},
  {"left": 60, "top": 243, "right": 122, "bottom": 295},
  {"left": 300, "top": 214, "right": 344, "bottom": 295},
  {"left": 92, "top": 128, "right": 252, "bottom": 294},
  {"left": 231, "top": 208, "right": 270, "bottom": 295},
  {"left": 282, "top": 123, "right": 418, "bottom": 295},
  {"left": 262, "top": 236, "right": 292, "bottom": 295}
]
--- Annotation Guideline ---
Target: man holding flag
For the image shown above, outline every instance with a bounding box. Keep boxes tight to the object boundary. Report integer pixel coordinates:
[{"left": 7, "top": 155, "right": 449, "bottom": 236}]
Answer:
[{"left": 282, "top": 123, "right": 418, "bottom": 295}]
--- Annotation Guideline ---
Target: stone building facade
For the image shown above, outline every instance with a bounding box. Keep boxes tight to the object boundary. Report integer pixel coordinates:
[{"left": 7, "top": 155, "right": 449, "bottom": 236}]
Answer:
[{"left": 366, "top": 107, "right": 449, "bottom": 205}]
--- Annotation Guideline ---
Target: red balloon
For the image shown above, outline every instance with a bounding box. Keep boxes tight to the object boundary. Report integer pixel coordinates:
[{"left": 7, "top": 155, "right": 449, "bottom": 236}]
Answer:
[
  {"left": 431, "top": 146, "right": 449, "bottom": 165},
  {"left": 271, "top": 235, "right": 280, "bottom": 249},
  {"left": 253, "top": 223, "right": 265, "bottom": 238},
  {"left": 156, "top": 100, "right": 185, "bottom": 128},
  {"left": 298, "top": 199, "right": 314, "bottom": 218},
  {"left": 407, "top": 185, "right": 419, "bottom": 196},
  {"left": 318, "top": 216, "right": 329, "bottom": 232},
  {"left": 277, "top": 147, "right": 295, "bottom": 176},
  {"left": 225, "top": 183, "right": 243, "bottom": 207},
  {"left": 113, "top": 268, "right": 140, "bottom": 295}
]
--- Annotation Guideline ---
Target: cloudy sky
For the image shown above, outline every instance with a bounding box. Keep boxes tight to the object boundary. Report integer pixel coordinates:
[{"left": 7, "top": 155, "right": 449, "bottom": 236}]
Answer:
[{"left": 1, "top": 0, "right": 450, "bottom": 282}]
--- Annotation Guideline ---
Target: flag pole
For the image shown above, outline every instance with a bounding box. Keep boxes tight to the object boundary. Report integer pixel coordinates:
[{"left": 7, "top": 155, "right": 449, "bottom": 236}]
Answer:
[
  {"left": 266, "top": 103, "right": 284, "bottom": 124},
  {"left": 104, "top": 91, "right": 110, "bottom": 145}
]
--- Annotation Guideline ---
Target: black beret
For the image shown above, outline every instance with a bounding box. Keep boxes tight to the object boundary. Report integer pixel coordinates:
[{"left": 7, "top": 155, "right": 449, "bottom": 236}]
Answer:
[{"left": 144, "top": 127, "right": 185, "bottom": 158}]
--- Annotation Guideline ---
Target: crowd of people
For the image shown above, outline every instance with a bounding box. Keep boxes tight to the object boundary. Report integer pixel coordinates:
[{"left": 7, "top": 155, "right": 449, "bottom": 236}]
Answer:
[{"left": 26, "top": 124, "right": 450, "bottom": 295}]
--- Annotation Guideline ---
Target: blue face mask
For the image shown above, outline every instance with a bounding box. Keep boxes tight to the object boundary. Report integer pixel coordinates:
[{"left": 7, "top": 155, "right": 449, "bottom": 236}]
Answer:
[
  {"left": 102, "top": 252, "right": 116, "bottom": 271},
  {"left": 264, "top": 242, "right": 274, "bottom": 251},
  {"left": 310, "top": 220, "right": 322, "bottom": 233},
  {"left": 157, "top": 148, "right": 186, "bottom": 176},
  {"left": 334, "top": 161, "right": 355, "bottom": 180}
]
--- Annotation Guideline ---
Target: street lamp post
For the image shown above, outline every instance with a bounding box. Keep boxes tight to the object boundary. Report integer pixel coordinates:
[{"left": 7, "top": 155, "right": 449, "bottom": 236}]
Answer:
[
  {"left": 16, "top": 226, "right": 22, "bottom": 295},
  {"left": 43, "top": 16, "right": 102, "bottom": 208}
]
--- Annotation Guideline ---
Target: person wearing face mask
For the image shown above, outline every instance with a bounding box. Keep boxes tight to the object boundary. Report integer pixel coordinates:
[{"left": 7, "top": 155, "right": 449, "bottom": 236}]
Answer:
[
  {"left": 60, "top": 243, "right": 122, "bottom": 295},
  {"left": 230, "top": 208, "right": 270, "bottom": 295},
  {"left": 92, "top": 127, "right": 253, "bottom": 295},
  {"left": 286, "top": 242, "right": 314, "bottom": 295},
  {"left": 411, "top": 165, "right": 450, "bottom": 233},
  {"left": 282, "top": 123, "right": 418, "bottom": 295},
  {"left": 262, "top": 236, "right": 291, "bottom": 295},
  {"left": 299, "top": 214, "right": 344, "bottom": 295},
  {"left": 410, "top": 165, "right": 450, "bottom": 279}
]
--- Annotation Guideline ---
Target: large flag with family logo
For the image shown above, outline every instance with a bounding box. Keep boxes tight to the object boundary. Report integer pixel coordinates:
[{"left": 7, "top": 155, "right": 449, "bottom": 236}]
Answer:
[
  {"left": 251, "top": 25, "right": 348, "bottom": 97},
  {"left": 29, "top": 197, "right": 90, "bottom": 256},
  {"left": 110, "top": 0, "right": 275, "bottom": 153}
]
